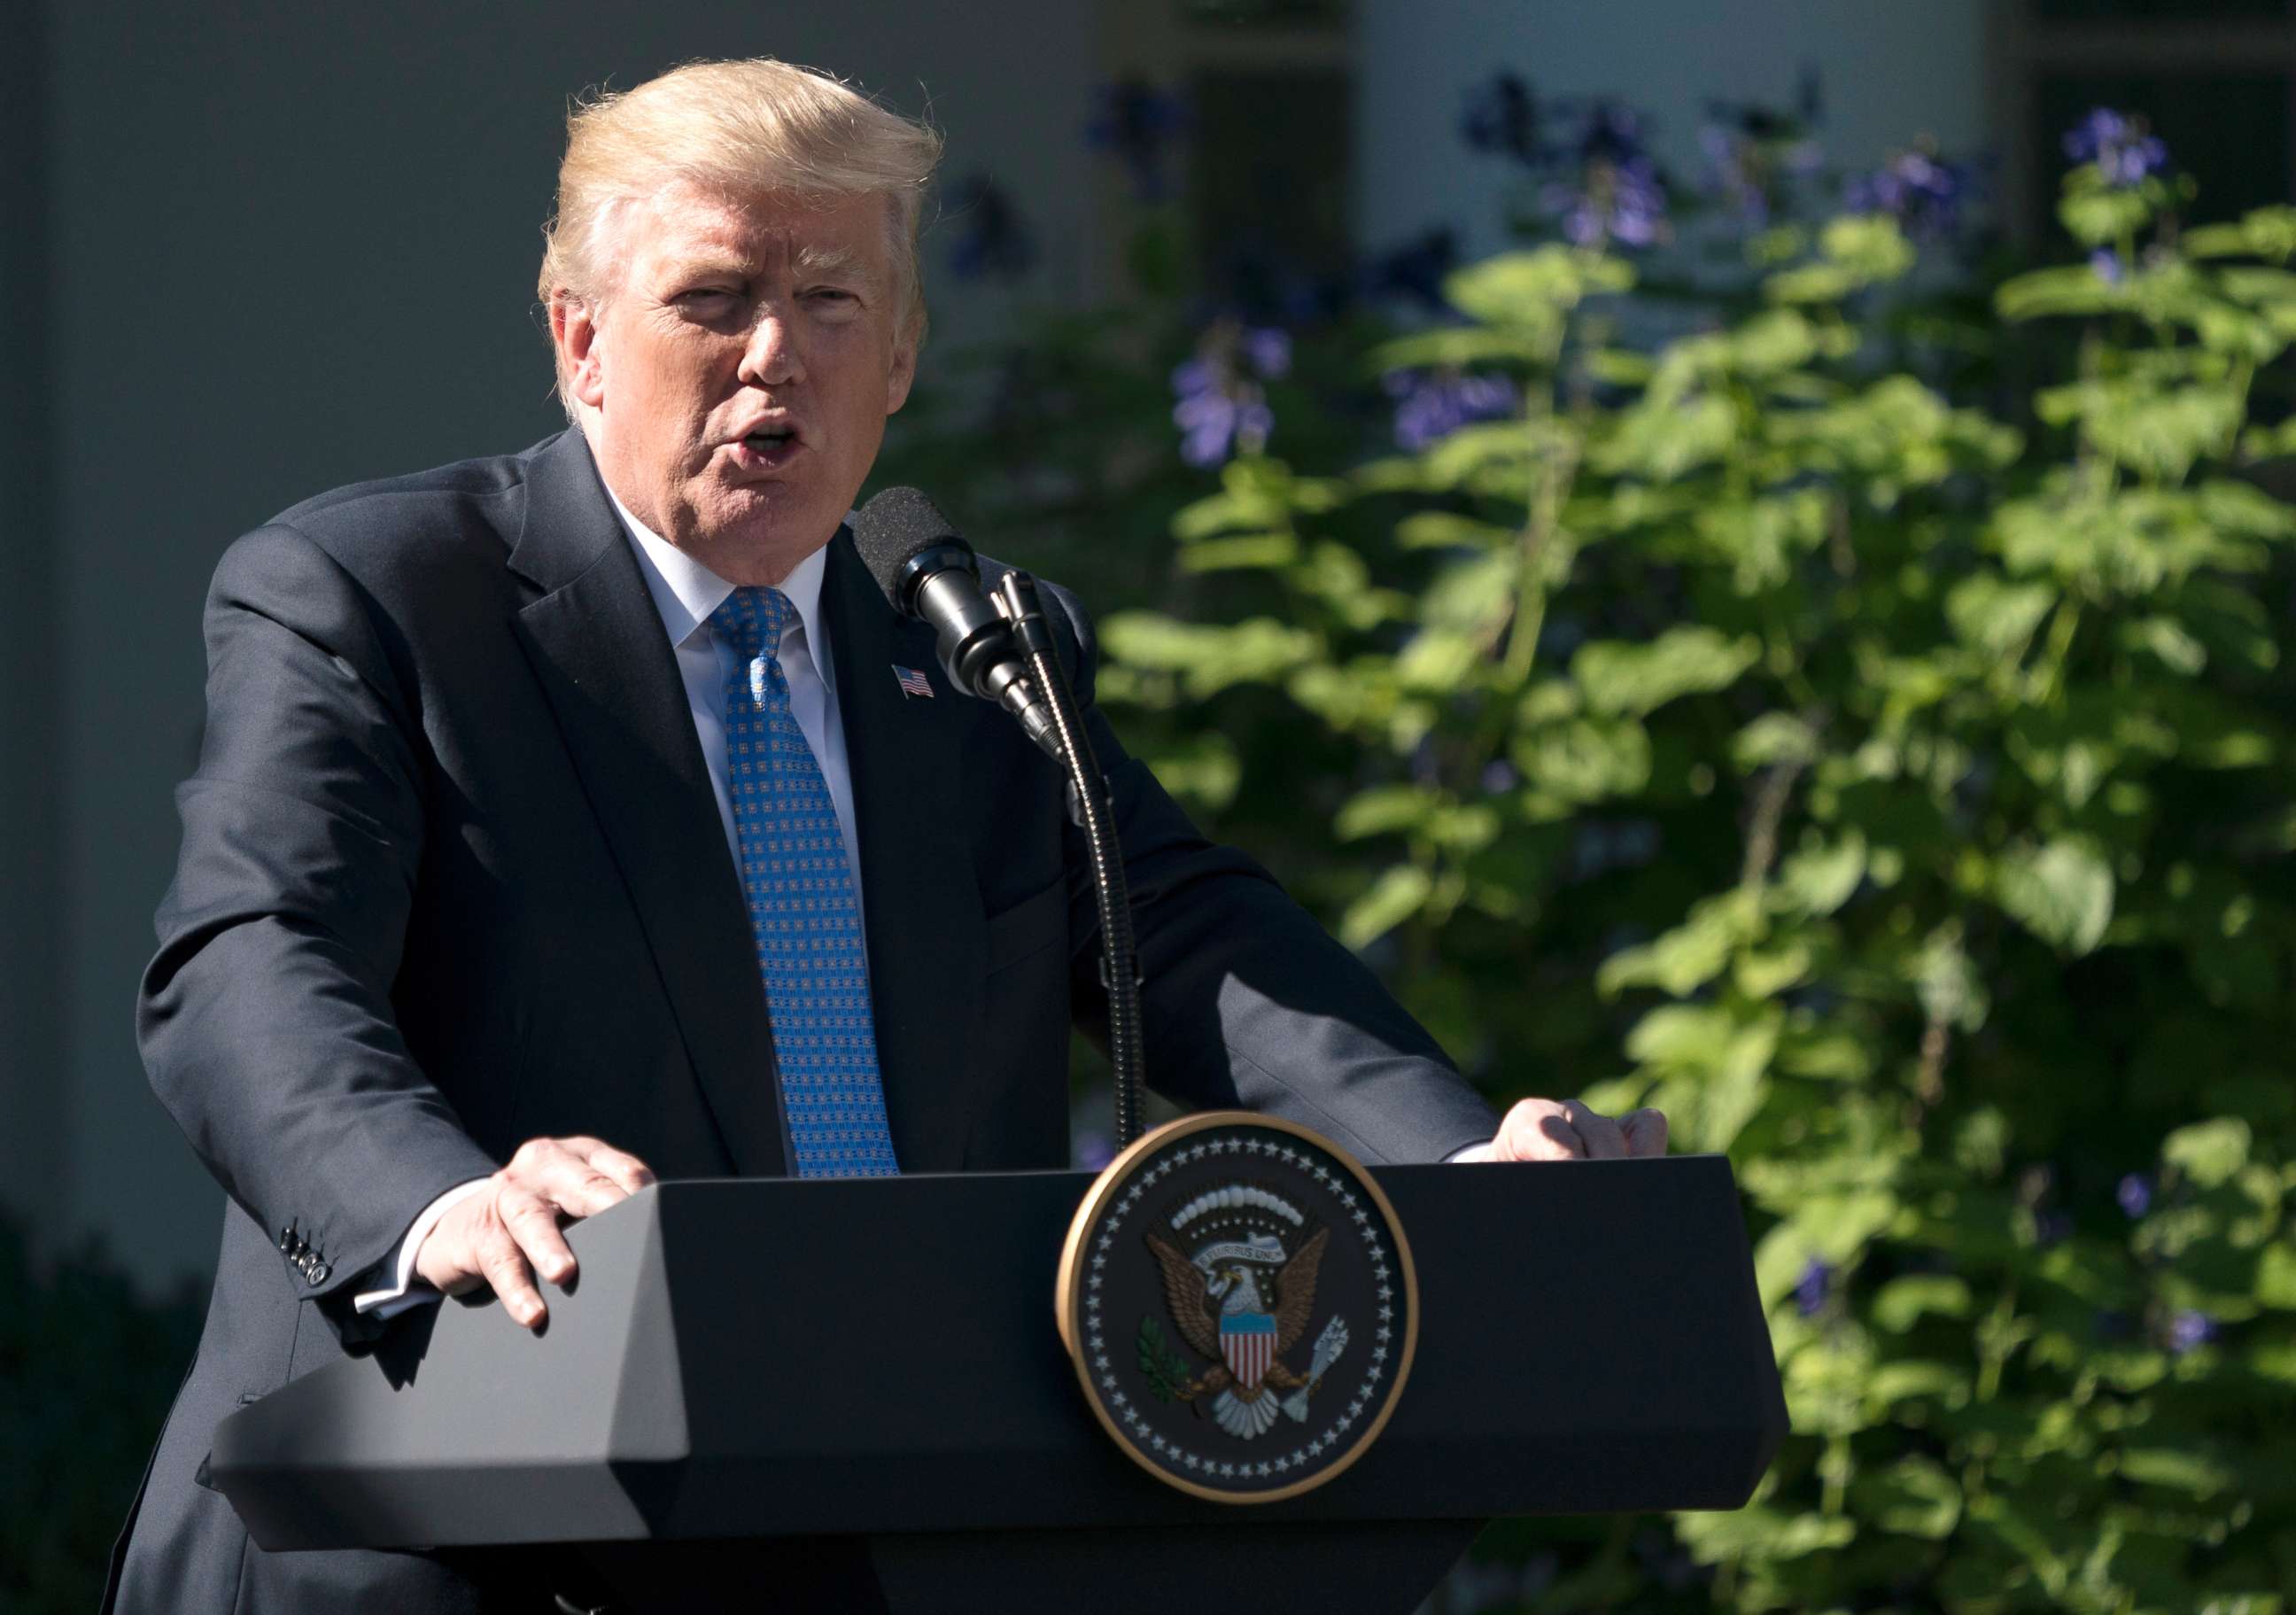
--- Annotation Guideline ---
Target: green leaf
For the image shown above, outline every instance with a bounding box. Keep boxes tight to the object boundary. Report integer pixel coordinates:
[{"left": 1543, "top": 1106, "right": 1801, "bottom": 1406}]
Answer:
[
  {"left": 2255, "top": 1242, "right": 2296, "bottom": 1308},
  {"left": 1997, "top": 263, "right": 2124, "bottom": 322},
  {"left": 1334, "top": 785, "right": 1435, "bottom": 842},
  {"left": 1443, "top": 245, "right": 1633, "bottom": 329},
  {"left": 1571, "top": 626, "right": 1759, "bottom": 717},
  {"left": 1773, "top": 830, "right": 1866, "bottom": 917},
  {"left": 2163, "top": 1117, "right": 2253, "bottom": 1189},
  {"left": 1513, "top": 716, "right": 1652, "bottom": 804},
  {"left": 1140, "top": 733, "right": 1242, "bottom": 814},
  {"left": 1873, "top": 1275, "right": 1974, "bottom": 1332},
  {"left": 1945, "top": 574, "right": 2056, "bottom": 657},
  {"left": 1993, "top": 839, "right": 2115, "bottom": 955},
  {"left": 1395, "top": 511, "right": 1514, "bottom": 552},
  {"left": 1674, "top": 1505, "right": 1856, "bottom": 1561},
  {"left": 1339, "top": 864, "right": 1432, "bottom": 950},
  {"left": 1098, "top": 613, "right": 1318, "bottom": 699},
  {"left": 2060, "top": 181, "right": 2152, "bottom": 246},
  {"left": 1175, "top": 534, "right": 1298, "bottom": 572},
  {"left": 1734, "top": 712, "right": 1821, "bottom": 770},
  {"left": 1851, "top": 1453, "right": 1962, "bottom": 1539},
  {"left": 2116, "top": 1447, "right": 2235, "bottom": 1499},
  {"left": 1599, "top": 890, "right": 1764, "bottom": 997}
]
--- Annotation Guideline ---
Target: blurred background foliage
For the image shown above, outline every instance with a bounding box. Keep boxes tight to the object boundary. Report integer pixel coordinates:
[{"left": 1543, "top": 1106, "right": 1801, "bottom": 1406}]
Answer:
[{"left": 873, "top": 80, "right": 2296, "bottom": 1615}]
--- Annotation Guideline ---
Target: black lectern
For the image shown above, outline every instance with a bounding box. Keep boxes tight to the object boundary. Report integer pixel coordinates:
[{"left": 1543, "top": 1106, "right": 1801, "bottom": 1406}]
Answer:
[{"left": 211, "top": 1159, "right": 1785, "bottom": 1612}]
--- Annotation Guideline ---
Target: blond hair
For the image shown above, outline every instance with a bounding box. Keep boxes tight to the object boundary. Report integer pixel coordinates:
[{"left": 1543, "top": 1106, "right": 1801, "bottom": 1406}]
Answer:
[{"left": 539, "top": 58, "right": 943, "bottom": 395}]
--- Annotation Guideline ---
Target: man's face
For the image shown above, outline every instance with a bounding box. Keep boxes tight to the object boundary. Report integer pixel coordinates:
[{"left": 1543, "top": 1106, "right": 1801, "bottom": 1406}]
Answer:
[{"left": 559, "top": 183, "right": 917, "bottom": 582}]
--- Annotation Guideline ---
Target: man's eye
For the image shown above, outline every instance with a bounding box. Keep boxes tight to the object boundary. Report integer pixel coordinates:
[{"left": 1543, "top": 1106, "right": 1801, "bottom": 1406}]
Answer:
[
  {"left": 806, "top": 288, "right": 857, "bottom": 306},
  {"left": 678, "top": 289, "right": 741, "bottom": 309}
]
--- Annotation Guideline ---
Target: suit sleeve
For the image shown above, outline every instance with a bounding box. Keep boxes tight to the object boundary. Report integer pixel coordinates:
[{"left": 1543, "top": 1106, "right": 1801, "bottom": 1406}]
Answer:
[
  {"left": 138, "top": 523, "right": 501, "bottom": 1339},
  {"left": 1041, "top": 583, "right": 1499, "bottom": 1166}
]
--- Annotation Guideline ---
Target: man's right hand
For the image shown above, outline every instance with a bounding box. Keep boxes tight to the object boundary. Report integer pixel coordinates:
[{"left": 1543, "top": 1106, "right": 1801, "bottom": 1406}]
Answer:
[{"left": 413, "top": 1136, "right": 656, "bottom": 1330}]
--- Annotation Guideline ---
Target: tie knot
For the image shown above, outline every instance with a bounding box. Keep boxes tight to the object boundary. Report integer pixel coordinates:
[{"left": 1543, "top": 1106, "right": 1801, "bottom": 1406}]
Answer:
[{"left": 710, "top": 586, "right": 795, "bottom": 662}]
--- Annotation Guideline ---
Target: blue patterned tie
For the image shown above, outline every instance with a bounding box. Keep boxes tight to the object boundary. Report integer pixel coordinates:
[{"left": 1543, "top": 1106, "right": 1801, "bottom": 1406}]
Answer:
[{"left": 709, "top": 586, "right": 899, "bottom": 1177}]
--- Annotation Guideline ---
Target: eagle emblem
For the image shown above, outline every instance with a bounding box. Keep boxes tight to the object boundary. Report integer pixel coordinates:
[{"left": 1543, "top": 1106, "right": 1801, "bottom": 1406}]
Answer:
[
  {"left": 1140, "top": 1184, "right": 1352, "bottom": 1439},
  {"left": 1057, "top": 1112, "right": 1415, "bottom": 1502}
]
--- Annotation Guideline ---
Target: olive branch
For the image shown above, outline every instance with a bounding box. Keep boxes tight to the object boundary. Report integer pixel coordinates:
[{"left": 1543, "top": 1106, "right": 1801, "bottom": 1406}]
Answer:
[{"left": 1136, "top": 1316, "right": 1193, "bottom": 1401}]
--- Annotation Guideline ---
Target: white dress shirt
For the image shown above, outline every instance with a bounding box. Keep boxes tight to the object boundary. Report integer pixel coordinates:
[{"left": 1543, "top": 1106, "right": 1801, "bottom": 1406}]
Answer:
[{"left": 354, "top": 501, "right": 866, "bottom": 1316}]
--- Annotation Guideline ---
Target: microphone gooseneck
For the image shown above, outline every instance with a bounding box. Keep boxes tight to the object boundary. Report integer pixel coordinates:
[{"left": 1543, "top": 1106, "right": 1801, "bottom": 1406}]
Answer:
[{"left": 852, "top": 487, "right": 1148, "bottom": 1152}]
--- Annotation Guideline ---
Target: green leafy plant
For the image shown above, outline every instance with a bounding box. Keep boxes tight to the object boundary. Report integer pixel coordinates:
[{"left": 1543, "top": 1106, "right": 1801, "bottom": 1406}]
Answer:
[{"left": 886, "top": 111, "right": 2296, "bottom": 1610}]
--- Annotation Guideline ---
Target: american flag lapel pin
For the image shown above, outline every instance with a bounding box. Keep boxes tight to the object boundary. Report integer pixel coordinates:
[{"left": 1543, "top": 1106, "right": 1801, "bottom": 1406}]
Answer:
[{"left": 892, "top": 664, "right": 935, "bottom": 700}]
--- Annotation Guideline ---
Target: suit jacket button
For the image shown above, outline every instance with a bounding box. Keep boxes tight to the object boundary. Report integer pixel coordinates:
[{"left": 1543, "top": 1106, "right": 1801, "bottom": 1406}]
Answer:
[
  {"left": 279, "top": 1225, "right": 295, "bottom": 1252},
  {"left": 309, "top": 1262, "right": 330, "bottom": 1285}
]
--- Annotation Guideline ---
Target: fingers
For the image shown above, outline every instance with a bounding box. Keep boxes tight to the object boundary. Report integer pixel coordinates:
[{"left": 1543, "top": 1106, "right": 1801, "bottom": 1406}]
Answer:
[
  {"left": 1565, "top": 1100, "right": 1628, "bottom": 1161},
  {"left": 506, "top": 1137, "right": 654, "bottom": 1221},
  {"left": 420, "top": 1136, "right": 658, "bottom": 1330},
  {"left": 565, "top": 1137, "right": 658, "bottom": 1196},
  {"left": 1491, "top": 1099, "right": 1672, "bottom": 1163},
  {"left": 476, "top": 1210, "right": 548, "bottom": 1329},
  {"left": 500, "top": 1186, "right": 578, "bottom": 1287},
  {"left": 1623, "top": 1107, "right": 1670, "bottom": 1159},
  {"left": 1494, "top": 1099, "right": 1585, "bottom": 1162}
]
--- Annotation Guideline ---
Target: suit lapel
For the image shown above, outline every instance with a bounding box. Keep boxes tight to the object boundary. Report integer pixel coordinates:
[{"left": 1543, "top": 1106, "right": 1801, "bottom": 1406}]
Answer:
[
  {"left": 505, "top": 432, "right": 789, "bottom": 1177},
  {"left": 821, "top": 534, "right": 987, "bottom": 1174}
]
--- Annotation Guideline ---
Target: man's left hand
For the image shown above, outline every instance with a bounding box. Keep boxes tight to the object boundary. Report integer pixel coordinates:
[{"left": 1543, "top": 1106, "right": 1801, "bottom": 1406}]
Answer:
[{"left": 1461, "top": 1099, "right": 1668, "bottom": 1162}]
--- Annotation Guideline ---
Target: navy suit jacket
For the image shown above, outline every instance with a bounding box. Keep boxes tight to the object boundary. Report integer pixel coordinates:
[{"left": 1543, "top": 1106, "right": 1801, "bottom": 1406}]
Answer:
[{"left": 105, "top": 429, "right": 1495, "bottom": 1612}]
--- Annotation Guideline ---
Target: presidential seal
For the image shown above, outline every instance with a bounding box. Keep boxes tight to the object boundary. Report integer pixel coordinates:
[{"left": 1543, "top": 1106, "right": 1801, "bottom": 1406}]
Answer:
[{"left": 1055, "top": 1111, "right": 1418, "bottom": 1503}]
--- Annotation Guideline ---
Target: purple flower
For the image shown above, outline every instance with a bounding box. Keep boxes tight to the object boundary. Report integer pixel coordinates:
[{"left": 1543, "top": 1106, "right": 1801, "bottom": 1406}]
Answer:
[
  {"left": 1087, "top": 78, "right": 1189, "bottom": 202},
  {"left": 1384, "top": 369, "right": 1520, "bottom": 451},
  {"left": 1462, "top": 72, "right": 1547, "bottom": 167},
  {"left": 1239, "top": 327, "right": 1292, "bottom": 381},
  {"left": 1479, "top": 759, "right": 1520, "bottom": 796},
  {"left": 1848, "top": 142, "right": 1979, "bottom": 241},
  {"left": 2063, "top": 108, "right": 2168, "bottom": 188},
  {"left": 1795, "top": 1257, "right": 1832, "bottom": 1317},
  {"left": 1698, "top": 97, "right": 1824, "bottom": 228},
  {"left": 1547, "top": 158, "right": 1669, "bottom": 248},
  {"left": 1546, "top": 100, "right": 1670, "bottom": 249},
  {"left": 1169, "top": 322, "right": 1285, "bottom": 467},
  {"left": 943, "top": 173, "right": 1036, "bottom": 283},
  {"left": 2117, "top": 1173, "right": 2152, "bottom": 1218},
  {"left": 2167, "top": 1309, "right": 2219, "bottom": 1354},
  {"left": 2090, "top": 247, "right": 2125, "bottom": 284},
  {"left": 1462, "top": 82, "right": 1672, "bottom": 249}
]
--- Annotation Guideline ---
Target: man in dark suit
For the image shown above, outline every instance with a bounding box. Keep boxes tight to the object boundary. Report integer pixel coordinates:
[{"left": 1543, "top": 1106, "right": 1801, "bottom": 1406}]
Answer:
[{"left": 105, "top": 58, "right": 1663, "bottom": 1613}]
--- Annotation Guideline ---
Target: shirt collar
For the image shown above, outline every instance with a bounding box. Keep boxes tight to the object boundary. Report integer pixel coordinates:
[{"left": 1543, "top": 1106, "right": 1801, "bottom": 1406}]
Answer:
[{"left": 603, "top": 480, "right": 831, "bottom": 664}]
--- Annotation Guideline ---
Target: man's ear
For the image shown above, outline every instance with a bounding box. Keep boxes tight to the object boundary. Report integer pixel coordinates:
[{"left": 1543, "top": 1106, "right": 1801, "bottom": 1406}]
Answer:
[
  {"left": 885, "top": 329, "right": 919, "bottom": 417},
  {"left": 550, "top": 293, "right": 608, "bottom": 409}
]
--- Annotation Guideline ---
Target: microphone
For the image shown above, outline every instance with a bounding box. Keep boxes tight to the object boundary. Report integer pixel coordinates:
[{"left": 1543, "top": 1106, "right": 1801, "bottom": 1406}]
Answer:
[
  {"left": 850, "top": 486, "right": 1148, "bottom": 1148},
  {"left": 851, "top": 487, "right": 1060, "bottom": 759}
]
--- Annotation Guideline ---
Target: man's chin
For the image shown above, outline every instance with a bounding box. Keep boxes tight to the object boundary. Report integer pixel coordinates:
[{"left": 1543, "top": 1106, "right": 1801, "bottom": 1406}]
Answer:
[{"left": 686, "top": 484, "right": 844, "bottom": 573}]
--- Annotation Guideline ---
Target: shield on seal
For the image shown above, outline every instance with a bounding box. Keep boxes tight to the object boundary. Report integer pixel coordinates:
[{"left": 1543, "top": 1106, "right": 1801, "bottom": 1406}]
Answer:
[{"left": 1220, "top": 1311, "right": 1277, "bottom": 1389}]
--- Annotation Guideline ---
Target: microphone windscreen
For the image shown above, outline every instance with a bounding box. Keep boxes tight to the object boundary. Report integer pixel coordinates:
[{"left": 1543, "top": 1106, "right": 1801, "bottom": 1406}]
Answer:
[{"left": 852, "top": 486, "right": 971, "bottom": 597}]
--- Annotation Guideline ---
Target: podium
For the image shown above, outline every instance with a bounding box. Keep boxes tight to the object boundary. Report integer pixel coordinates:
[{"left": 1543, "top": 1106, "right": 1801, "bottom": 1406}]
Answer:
[{"left": 210, "top": 1159, "right": 1786, "bottom": 1612}]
